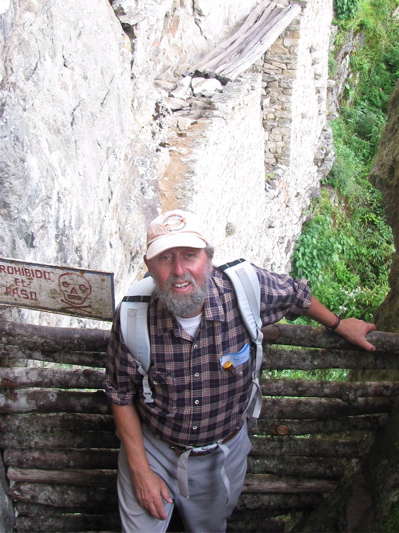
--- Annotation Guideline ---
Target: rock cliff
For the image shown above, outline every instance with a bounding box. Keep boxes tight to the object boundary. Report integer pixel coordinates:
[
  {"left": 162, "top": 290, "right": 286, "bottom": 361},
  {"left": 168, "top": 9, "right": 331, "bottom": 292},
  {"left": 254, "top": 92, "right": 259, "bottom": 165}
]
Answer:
[
  {"left": 369, "top": 79, "right": 399, "bottom": 333},
  {"left": 0, "top": 0, "right": 333, "bottom": 326}
]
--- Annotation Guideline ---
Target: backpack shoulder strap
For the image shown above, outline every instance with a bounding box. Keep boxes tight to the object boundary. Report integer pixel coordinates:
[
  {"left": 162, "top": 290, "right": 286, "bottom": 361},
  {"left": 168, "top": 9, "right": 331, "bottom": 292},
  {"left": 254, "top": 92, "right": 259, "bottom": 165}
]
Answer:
[
  {"left": 120, "top": 275, "right": 155, "bottom": 403},
  {"left": 218, "top": 259, "right": 264, "bottom": 419}
]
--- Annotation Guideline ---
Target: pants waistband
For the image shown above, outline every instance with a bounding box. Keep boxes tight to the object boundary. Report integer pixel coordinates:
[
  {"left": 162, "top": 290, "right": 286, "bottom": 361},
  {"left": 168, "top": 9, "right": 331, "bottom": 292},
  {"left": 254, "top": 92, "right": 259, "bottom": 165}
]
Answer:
[{"left": 161, "top": 428, "right": 241, "bottom": 456}]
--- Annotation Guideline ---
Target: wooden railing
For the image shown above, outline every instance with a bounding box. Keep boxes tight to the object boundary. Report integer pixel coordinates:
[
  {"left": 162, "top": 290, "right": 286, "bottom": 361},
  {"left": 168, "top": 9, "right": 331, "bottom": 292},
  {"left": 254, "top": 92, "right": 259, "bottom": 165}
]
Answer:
[{"left": 1, "top": 319, "right": 399, "bottom": 532}]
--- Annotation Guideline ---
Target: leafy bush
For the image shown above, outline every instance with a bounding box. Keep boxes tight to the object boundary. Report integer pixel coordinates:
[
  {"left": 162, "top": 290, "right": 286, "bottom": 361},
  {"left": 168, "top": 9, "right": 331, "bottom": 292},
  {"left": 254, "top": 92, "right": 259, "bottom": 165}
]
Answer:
[
  {"left": 334, "top": 0, "right": 360, "bottom": 20},
  {"left": 292, "top": 1, "right": 398, "bottom": 327}
]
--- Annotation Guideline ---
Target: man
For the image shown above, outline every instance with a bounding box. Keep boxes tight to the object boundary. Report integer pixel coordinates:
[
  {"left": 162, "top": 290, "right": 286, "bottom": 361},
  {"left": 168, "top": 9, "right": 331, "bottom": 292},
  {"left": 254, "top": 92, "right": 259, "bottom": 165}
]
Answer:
[{"left": 104, "top": 209, "right": 376, "bottom": 533}]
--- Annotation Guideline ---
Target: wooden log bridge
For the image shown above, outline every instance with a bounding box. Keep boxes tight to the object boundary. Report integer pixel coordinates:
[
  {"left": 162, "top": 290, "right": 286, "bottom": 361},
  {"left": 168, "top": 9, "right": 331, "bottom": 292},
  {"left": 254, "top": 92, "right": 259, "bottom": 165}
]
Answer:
[
  {"left": 188, "top": 0, "right": 302, "bottom": 82},
  {"left": 1, "top": 318, "right": 399, "bottom": 532}
]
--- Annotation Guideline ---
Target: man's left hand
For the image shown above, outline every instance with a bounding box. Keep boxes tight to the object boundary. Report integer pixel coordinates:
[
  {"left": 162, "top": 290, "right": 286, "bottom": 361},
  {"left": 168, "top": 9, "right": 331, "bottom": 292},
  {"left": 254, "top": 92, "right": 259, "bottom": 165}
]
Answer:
[{"left": 335, "top": 318, "right": 376, "bottom": 351}]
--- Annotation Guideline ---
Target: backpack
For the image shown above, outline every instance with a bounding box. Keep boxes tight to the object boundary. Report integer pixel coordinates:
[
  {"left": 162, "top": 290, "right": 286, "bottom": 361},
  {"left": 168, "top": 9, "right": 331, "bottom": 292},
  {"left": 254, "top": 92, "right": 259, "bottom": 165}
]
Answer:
[{"left": 120, "top": 259, "right": 263, "bottom": 419}]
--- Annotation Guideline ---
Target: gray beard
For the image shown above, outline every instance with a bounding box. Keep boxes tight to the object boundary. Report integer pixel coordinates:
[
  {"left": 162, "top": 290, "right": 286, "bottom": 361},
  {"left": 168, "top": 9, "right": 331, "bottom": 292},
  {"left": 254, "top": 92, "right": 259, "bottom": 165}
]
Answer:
[{"left": 154, "top": 270, "right": 210, "bottom": 318}]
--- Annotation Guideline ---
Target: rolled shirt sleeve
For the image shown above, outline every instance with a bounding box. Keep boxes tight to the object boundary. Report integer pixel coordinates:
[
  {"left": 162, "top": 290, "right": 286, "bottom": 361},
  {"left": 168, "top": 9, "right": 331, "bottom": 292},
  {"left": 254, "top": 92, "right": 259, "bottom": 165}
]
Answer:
[{"left": 103, "top": 304, "right": 141, "bottom": 405}]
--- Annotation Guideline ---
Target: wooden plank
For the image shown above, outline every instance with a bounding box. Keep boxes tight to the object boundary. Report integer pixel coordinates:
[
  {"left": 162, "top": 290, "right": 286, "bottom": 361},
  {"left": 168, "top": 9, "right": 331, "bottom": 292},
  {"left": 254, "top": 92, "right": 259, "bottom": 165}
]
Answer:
[{"left": 0, "top": 257, "right": 114, "bottom": 321}]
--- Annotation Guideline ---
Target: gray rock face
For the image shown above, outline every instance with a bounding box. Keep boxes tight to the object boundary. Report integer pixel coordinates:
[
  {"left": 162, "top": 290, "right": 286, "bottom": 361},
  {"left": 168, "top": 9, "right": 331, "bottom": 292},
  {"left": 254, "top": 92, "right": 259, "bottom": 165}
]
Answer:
[
  {"left": 0, "top": 0, "right": 333, "bottom": 327},
  {"left": 369, "top": 80, "right": 399, "bottom": 332}
]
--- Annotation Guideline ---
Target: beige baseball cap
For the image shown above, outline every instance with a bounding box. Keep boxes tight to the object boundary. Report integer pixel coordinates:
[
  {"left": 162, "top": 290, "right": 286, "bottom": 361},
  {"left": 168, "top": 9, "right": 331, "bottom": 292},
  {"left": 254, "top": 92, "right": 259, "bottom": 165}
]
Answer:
[{"left": 146, "top": 210, "right": 208, "bottom": 260}]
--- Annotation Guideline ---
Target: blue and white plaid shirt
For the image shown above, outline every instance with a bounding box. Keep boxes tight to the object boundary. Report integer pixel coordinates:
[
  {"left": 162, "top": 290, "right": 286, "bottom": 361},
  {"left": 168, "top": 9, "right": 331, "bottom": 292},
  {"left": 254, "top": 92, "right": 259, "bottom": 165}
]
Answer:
[{"left": 104, "top": 264, "right": 312, "bottom": 447}]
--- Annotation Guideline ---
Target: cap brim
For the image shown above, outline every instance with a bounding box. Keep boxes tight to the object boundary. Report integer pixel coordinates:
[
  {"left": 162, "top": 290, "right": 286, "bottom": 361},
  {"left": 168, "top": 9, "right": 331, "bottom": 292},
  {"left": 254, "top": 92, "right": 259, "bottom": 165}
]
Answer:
[{"left": 146, "top": 234, "right": 207, "bottom": 260}]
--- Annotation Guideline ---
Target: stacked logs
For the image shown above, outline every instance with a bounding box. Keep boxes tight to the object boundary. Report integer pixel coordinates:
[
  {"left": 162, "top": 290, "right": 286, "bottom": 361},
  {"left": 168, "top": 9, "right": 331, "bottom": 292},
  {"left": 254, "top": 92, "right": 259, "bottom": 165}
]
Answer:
[{"left": 1, "top": 319, "right": 399, "bottom": 532}]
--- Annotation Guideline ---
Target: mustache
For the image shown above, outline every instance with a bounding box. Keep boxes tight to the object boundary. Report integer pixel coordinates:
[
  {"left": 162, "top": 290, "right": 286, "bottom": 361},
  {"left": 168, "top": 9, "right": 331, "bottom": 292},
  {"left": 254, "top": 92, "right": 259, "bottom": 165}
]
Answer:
[{"left": 166, "top": 273, "right": 196, "bottom": 289}]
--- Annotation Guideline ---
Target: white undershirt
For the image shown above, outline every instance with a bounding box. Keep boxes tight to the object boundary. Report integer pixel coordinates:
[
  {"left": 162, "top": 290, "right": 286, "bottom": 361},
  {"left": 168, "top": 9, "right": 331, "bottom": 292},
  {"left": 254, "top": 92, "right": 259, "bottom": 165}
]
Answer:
[{"left": 174, "top": 313, "right": 203, "bottom": 337}]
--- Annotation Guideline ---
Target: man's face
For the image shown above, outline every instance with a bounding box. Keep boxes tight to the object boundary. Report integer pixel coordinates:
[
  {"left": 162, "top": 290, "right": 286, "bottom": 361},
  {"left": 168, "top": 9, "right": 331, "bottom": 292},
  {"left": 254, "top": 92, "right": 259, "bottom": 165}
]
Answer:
[{"left": 144, "top": 247, "right": 211, "bottom": 318}]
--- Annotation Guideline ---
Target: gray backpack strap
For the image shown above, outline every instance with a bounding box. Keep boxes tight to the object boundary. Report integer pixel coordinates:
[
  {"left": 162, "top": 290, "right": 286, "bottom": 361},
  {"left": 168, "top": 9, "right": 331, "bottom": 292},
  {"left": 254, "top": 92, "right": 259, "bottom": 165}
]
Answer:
[
  {"left": 218, "top": 259, "right": 263, "bottom": 419},
  {"left": 120, "top": 276, "right": 155, "bottom": 403}
]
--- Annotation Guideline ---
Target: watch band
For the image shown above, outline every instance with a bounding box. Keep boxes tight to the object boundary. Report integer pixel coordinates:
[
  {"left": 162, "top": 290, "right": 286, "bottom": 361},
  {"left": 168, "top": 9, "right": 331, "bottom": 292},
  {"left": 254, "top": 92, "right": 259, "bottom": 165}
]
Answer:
[{"left": 325, "top": 313, "right": 342, "bottom": 332}]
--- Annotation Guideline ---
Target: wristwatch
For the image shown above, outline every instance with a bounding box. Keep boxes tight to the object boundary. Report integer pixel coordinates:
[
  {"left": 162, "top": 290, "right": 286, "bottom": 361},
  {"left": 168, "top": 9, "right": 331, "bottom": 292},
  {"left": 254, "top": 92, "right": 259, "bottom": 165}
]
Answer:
[{"left": 325, "top": 313, "right": 342, "bottom": 332}]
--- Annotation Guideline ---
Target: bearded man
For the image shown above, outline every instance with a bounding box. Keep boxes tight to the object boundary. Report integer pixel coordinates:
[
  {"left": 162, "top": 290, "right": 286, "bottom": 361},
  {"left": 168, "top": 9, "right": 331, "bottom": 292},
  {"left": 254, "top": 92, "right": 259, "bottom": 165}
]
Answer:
[{"left": 104, "top": 209, "right": 375, "bottom": 533}]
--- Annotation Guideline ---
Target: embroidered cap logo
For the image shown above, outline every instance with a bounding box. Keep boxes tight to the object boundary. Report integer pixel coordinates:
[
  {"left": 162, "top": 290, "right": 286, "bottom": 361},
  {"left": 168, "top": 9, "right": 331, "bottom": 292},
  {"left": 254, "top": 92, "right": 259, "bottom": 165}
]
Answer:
[{"left": 161, "top": 214, "right": 187, "bottom": 233}]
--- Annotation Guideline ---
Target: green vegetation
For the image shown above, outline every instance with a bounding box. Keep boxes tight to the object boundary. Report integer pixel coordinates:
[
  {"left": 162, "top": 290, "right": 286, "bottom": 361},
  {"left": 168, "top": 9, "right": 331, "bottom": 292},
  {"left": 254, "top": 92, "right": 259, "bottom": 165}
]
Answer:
[
  {"left": 334, "top": 0, "right": 360, "bottom": 21},
  {"left": 291, "top": 0, "right": 398, "bottom": 325}
]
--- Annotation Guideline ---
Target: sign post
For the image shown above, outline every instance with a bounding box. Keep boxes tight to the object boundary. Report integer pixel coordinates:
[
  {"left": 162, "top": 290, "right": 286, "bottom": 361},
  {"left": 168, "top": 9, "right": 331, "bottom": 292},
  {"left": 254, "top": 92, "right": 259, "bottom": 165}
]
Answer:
[{"left": 0, "top": 257, "right": 115, "bottom": 321}]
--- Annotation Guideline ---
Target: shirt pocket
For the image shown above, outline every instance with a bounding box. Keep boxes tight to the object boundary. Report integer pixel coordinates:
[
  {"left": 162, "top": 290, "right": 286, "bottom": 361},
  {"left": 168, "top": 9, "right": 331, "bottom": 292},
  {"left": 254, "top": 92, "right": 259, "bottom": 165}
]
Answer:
[
  {"left": 220, "top": 343, "right": 252, "bottom": 378},
  {"left": 148, "top": 369, "right": 177, "bottom": 411}
]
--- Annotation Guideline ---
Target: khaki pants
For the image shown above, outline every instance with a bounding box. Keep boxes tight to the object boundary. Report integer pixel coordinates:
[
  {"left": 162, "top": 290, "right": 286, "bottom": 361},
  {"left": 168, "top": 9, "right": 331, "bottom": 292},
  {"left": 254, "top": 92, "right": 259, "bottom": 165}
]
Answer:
[{"left": 117, "top": 423, "right": 252, "bottom": 533}]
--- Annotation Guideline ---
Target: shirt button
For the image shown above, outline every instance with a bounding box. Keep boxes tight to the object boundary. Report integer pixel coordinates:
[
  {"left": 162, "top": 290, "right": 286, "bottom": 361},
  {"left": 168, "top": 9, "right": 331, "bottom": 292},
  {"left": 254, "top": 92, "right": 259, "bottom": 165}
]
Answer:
[
  {"left": 153, "top": 380, "right": 158, "bottom": 385},
  {"left": 194, "top": 399, "right": 200, "bottom": 405},
  {"left": 192, "top": 426, "right": 198, "bottom": 430},
  {"left": 194, "top": 372, "right": 200, "bottom": 377},
  {"left": 193, "top": 344, "right": 198, "bottom": 348}
]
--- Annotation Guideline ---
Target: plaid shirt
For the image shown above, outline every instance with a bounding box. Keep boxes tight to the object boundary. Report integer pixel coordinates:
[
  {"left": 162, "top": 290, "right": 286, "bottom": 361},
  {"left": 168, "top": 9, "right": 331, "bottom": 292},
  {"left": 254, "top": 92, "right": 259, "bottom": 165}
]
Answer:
[{"left": 104, "top": 265, "right": 312, "bottom": 447}]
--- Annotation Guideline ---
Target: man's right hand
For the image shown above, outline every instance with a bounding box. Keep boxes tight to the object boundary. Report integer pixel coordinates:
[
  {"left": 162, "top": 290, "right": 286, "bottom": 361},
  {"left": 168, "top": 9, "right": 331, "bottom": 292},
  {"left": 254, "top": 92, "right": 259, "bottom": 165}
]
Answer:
[
  {"left": 131, "top": 468, "right": 173, "bottom": 520},
  {"left": 112, "top": 403, "right": 174, "bottom": 521}
]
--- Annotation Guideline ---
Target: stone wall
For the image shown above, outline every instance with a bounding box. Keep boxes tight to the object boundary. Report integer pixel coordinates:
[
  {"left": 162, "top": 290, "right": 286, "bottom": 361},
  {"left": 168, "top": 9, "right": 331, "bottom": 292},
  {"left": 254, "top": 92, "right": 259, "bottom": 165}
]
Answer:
[{"left": 0, "top": 0, "right": 334, "bottom": 326}]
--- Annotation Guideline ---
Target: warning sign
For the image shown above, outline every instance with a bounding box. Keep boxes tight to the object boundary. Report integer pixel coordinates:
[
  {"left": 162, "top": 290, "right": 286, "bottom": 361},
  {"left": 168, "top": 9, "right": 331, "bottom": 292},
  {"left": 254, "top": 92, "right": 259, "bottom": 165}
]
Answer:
[{"left": 0, "top": 257, "right": 115, "bottom": 321}]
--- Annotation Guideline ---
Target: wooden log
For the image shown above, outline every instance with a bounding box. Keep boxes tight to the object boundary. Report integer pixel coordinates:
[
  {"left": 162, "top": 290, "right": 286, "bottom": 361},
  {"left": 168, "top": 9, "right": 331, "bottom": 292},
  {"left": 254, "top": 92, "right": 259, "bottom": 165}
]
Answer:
[
  {"left": 4, "top": 448, "right": 118, "bottom": 470},
  {"left": 0, "top": 366, "right": 105, "bottom": 388},
  {"left": 7, "top": 466, "right": 118, "bottom": 486},
  {"left": 2, "top": 319, "right": 399, "bottom": 356},
  {"left": 262, "top": 323, "right": 399, "bottom": 354},
  {"left": 7, "top": 468, "right": 337, "bottom": 495},
  {"left": 243, "top": 474, "right": 338, "bottom": 494},
  {"left": 236, "top": 492, "right": 323, "bottom": 511},
  {"left": 219, "top": 5, "right": 302, "bottom": 80},
  {"left": 0, "top": 429, "right": 119, "bottom": 449},
  {"left": 263, "top": 347, "right": 399, "bottom": 370},
  {"left": 13, "top": 503, "right": 121, "bottom": 533},
  {"left": 0, "top": 344, "right": 106, "bottom": 367},
  {"left": 250, "top": 436, "right": 365, "bottom": 458},
  {"left": 14, "top": 514, "right": 120, "bottom": 533},
  {"left": 260, "top": 378, "right": 399, "bottom": 399},
  {"left": 8, "top": 481, "right": 118, "bottom": 508},
  {"left": 10, "top": 481, "right": 323, "bottom": 511},
  {"left": 0, "top": 412, "right": 115, "bottom": 433},
  {"left": 0, "top": 318, "right": 109, "bottom": 352},
  {"left": 213, "top": 5, "right": 279, "bottom": 73},
  {"left": 227, "top": 515, "right": 285, "bottom": 533},
  {"left": 190, "top": 0, "right": 274, "bottom": 72},
  {"left": 260, "top": 396, "right": 393, "bottom": 419},
  {"left": 255, "top": 413, "right": 389, "bottom": 436},
  {"left": 229, "top": 507, "right": 288, "bottom": 524},
  {"left": 0, "top": 388, "right": 111, "bottom": 414},
  {"left": 247, "top": 456, "right": 345, "bottom": 479}
]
